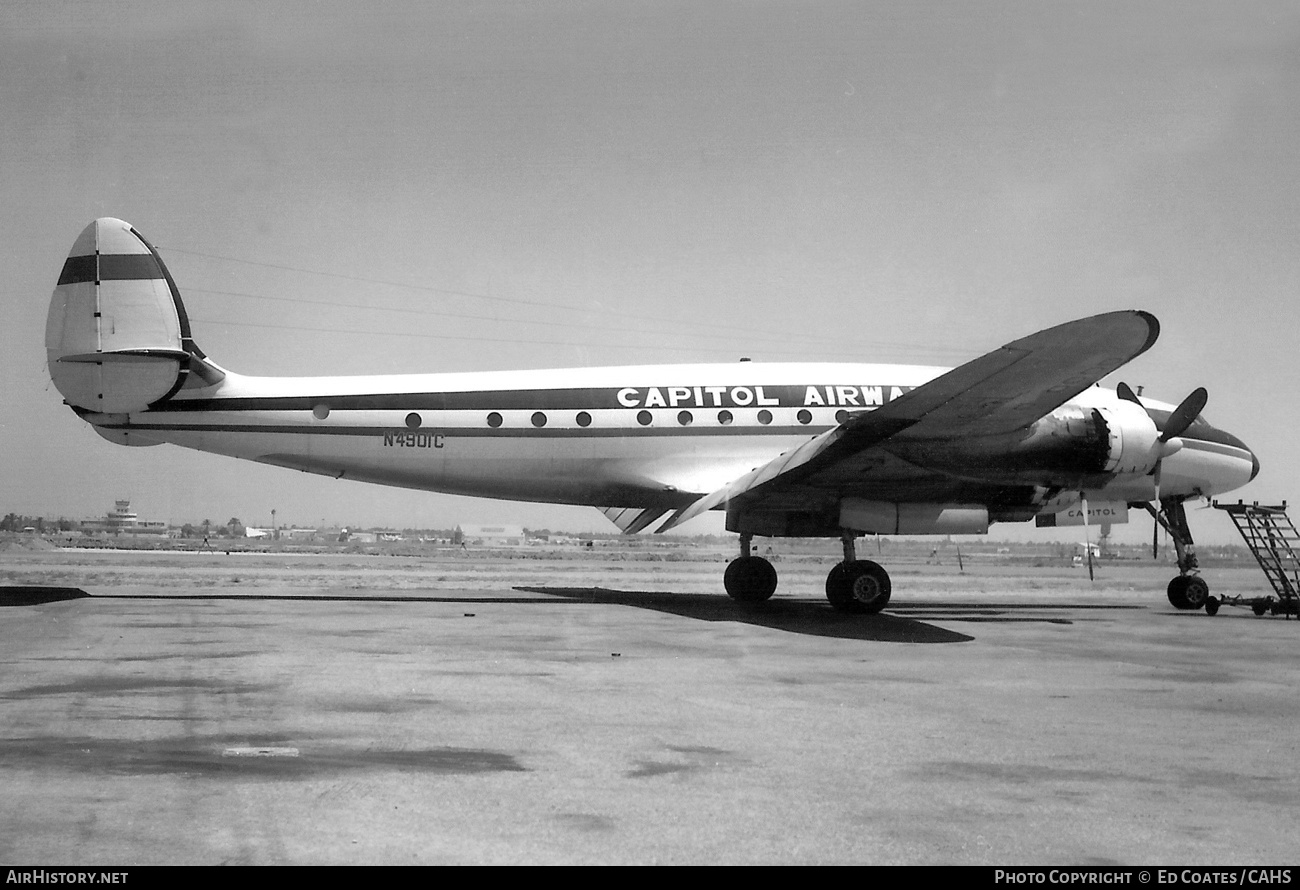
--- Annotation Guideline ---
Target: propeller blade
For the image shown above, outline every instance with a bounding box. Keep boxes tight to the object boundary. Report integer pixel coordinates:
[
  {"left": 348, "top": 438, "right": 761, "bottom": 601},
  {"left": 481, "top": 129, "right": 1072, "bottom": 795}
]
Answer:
[
  {"left": 1160, "top": 387, "right": 1208, "bottom": 442},
  {"left": 1149, "top": 388, "right": 1205, "bottom": 503},
  {"left": 1081, "top": 493, "right": 1094, "bottom": 582},
  {"left": 1116, "top": 381, "right": 1142, "bottom": 404}
]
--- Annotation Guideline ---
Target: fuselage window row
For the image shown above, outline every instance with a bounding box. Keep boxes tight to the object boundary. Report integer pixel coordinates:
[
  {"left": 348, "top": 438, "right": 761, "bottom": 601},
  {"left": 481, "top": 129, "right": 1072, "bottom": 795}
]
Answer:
[{"left": 477, "top": 408, "right": 826, "bottom": 428}]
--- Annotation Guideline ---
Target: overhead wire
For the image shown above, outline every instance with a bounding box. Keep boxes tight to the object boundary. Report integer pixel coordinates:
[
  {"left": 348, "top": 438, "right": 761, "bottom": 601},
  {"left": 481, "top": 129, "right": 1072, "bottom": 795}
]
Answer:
[
  {"left": 160, "top": 244, "right": 978, "bottom": 363},
  {"left": 161, "top": 245, "right": 829, "bottom": 347},
  {"left": 182, "top": 286, "right": 829, "bottom": 352},
  {"left": 185, "top": 315, "right": 795, "bottom": 356}
]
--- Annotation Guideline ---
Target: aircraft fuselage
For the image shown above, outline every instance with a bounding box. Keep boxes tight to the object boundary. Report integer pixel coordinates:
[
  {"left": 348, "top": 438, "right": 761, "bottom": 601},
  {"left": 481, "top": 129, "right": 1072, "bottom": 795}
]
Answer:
[{"left": 79, "top": 361, "right": 1256, "bottom": 522}]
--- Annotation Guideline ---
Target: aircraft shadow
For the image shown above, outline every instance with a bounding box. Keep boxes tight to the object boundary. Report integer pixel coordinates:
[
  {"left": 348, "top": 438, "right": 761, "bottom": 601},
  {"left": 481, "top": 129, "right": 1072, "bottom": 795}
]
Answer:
[
  {"left": 0, "top": 586, "right": 92, "bottom": 607},
  {"left": 517, "top": 587, "right": 977, "bottom": 643},
  {"left": 0, "top": 585, "right": 560, "bottom": 608},
  {"left": 4, "top": 585, "right": 1117, "bottom": 644},
  {"left": 2, "top": 583, "right": 973, "bottom": 643}
]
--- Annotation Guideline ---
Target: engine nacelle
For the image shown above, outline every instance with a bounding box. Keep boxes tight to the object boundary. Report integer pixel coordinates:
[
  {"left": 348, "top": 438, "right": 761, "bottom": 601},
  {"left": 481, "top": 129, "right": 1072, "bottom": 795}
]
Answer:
[
  {"left": 884, "top": 395, "right": 1182, "bottom": 488},
  {"left": 1093, "top": 399, "right": 1175, "bottom": 477}
]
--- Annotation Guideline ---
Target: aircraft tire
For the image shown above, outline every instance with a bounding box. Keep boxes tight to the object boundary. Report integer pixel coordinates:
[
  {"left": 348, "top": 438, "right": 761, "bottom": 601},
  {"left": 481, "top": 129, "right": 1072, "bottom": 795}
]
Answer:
[
  {"left": 1167, "top": 575, "right": 1210, "bottom": 610},
  {"left": 826, "top": 560, "right": 891, "bottom": 614},
  {"left": 724, "top": 556, "right": 777, "bottom": 603}
]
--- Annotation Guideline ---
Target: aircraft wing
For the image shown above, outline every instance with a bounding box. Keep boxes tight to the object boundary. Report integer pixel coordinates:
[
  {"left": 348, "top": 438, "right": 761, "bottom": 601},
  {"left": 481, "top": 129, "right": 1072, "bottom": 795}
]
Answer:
[{"left": 658, "top": 310, "right": 1159, "bottom": 531}]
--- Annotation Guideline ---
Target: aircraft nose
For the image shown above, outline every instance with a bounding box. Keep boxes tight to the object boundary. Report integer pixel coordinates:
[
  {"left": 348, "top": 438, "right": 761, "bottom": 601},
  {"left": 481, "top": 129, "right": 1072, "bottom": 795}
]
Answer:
[{"left": 1184, "top": 422, "right": 1258, "bottom": 495}]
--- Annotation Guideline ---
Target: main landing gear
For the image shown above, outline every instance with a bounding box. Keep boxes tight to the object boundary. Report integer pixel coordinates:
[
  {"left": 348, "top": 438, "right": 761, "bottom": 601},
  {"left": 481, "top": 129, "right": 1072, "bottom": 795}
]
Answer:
[
  {"left": 825, "top": 532, "right": 892, "bottom": 614},
  {"left": 721, "top": 532, "right": 892, "bottom": 614},
  {"left": 722, "top": 534, "right": 778, "bottom": 603},
  {"left": 1145, "top": 498, "right": 1212, "bottom": 612}
]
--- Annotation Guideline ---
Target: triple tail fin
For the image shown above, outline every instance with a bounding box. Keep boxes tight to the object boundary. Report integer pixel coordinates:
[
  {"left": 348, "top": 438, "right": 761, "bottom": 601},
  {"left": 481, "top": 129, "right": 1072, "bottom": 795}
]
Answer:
[{"left": 45, "top": 218, "right": 222, "bottom": 414}]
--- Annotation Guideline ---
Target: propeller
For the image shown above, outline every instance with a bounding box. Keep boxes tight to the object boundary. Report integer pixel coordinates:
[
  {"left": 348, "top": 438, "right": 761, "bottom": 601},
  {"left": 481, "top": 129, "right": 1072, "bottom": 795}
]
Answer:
[
  {"left": 1117, "top": 382, "right": 1206, "bottom": 441},
  {"left": 1152, "top": 386, "right": 1207, "bottom": 503},
  {"left": 1160, "top": 387, "right": 1208, "bottom": 443},
  {"left": 1118, "top": 383, "right": 1209, "bottom": 557}
]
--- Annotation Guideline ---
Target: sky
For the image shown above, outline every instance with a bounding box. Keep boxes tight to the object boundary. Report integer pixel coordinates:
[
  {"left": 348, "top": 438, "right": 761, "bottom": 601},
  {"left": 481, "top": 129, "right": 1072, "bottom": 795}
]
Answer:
[{"left": 2, "top": 1, "right": 1297, "bottom": 544}]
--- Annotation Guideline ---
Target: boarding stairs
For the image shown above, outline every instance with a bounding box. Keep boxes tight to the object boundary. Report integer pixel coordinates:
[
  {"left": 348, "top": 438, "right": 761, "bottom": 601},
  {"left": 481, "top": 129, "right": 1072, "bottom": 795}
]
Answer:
[{"left": 1212, "top": 501, "right": 1300, "bottom": 618}]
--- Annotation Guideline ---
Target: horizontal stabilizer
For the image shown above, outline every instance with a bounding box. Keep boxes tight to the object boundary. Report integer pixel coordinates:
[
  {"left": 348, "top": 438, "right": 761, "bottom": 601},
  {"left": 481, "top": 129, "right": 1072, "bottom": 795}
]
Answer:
[{"left": 57, "top": 349, "right": 189, "bottom": 363}]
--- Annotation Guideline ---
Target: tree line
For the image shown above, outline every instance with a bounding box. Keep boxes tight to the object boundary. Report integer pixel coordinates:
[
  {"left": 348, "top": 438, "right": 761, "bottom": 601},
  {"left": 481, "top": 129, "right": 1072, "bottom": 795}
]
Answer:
[{"left": 1, "top": 513, "right": 246, "bottom": 537}]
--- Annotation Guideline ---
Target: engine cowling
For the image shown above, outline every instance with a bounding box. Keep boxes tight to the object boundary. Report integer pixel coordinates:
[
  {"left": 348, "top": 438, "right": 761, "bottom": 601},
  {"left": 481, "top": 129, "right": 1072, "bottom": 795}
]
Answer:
[{"left": 1093, "top": 399, "right": 1176, "bottom": 478}]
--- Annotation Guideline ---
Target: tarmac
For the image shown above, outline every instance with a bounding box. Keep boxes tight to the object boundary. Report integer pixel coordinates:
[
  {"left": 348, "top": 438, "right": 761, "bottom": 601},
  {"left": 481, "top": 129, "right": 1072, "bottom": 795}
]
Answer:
[{"left": 2, "top": 564, "right": 1299, "bottom": 865}]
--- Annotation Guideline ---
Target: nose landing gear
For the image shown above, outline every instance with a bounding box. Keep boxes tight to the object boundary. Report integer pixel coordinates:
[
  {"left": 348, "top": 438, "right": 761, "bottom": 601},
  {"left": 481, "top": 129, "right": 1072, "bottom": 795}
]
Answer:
[
  {"left": 1167, "top": 574, "right": 1211, "bottom": 611},
  {"left": 1146, "top": 499, "right": 1212, "bottom": 611}
]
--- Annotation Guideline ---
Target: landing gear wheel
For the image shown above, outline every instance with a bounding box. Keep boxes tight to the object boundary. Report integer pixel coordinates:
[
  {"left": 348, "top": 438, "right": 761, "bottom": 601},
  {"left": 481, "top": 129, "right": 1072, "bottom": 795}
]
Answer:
[
  {"left": 826, "top": 560, "right": 891, "bottom": 614},
  {"left": 1167, "top": 575, "right": 1210, "bottom": 610},
  {"left": 724, "top": 556, "right": 778, "bottom": 603}
]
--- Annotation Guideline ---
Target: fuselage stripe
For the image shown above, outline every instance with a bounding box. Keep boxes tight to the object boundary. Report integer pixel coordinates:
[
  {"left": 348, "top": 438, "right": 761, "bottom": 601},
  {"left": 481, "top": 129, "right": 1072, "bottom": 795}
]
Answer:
[
  {"left": 96, "top": 422, "right": 836, "bottom": 439},
  {"left": 151, "top": 383, "right": 913, "bottom": 413}
]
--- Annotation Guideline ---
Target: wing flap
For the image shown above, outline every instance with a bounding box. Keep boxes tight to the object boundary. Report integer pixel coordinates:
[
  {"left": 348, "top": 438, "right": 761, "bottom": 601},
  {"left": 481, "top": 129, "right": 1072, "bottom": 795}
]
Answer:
[
  {"left": 598, "top": 506, "right": 673, "bottom": 535},
  {"left": 658, "top": 414, "right": 917, "bottom": 531}
]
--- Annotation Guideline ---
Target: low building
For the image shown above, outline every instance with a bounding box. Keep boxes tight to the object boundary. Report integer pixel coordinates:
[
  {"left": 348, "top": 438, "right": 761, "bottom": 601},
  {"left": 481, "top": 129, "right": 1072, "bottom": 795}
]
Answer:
[{"left": 460, "top": 525, "right": 527, "bottom": 545}]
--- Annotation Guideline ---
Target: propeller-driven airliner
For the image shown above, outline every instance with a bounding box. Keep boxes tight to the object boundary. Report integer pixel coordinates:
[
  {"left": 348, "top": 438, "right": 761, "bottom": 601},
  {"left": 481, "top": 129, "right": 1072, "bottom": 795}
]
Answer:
[{"left": 45, "top": 218, "right": 1259, "bottom": 613}]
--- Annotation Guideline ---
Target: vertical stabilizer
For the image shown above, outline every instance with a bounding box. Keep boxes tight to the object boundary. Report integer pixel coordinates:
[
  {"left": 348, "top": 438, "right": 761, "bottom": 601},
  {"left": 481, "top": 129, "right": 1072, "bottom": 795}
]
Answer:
[{"left": 45, "top": 218, "right": 201, "bottom": 413}]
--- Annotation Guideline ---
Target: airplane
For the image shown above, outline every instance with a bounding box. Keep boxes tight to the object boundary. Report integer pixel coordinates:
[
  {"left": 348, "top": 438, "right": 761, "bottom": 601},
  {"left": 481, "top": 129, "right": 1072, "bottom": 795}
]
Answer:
[{"left": 45, "top": 218, "right": 1259, "bottom": 614}]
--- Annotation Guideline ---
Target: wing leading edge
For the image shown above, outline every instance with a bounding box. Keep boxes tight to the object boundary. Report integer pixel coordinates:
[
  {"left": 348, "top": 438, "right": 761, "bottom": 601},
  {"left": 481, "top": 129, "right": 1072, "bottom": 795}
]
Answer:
[{"left": 658, "top": 310, "right": 1160, "bottom": 532}]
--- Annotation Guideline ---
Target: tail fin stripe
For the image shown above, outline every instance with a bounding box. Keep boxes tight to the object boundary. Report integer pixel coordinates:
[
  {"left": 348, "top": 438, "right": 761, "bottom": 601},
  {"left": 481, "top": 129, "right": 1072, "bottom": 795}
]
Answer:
[
  {"left": 56, "top": 255, "right": 97, "bottom": 285},
  {"left": 57, "top": 253, "right": 163, "bottom": 285}
]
